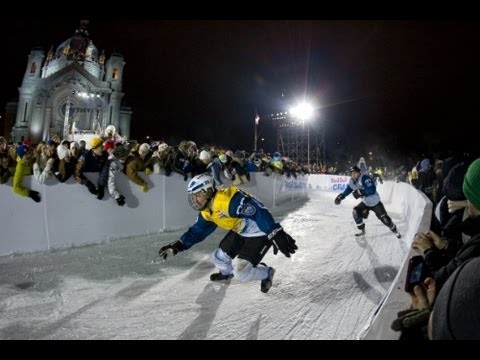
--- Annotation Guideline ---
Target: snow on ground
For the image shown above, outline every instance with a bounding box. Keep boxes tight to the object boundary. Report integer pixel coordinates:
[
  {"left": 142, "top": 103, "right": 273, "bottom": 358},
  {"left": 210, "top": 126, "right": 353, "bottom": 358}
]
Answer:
[{"left": 0, "top": 191, "right": 408, "bottom": 339}]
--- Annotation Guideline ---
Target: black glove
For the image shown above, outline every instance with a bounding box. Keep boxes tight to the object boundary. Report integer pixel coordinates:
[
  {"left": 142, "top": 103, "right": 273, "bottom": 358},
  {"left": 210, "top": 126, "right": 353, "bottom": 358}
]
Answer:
[
  {"left": 159, "top": 240, "right": 184, "bottom": 260},
  {"left": 353, "top": 189, "right": 365, "bottom": 199},
  {"left": 268, "top": 228, "right": 298, "bottom": 258},
  {"left": 97, "top": 185, "right": 105, "bottom": 200},
  {"left": 116, "top": 195, "right": 126, "bottom": 206},
  {"left": 334, "top": 194, "right": 344, "bottom": 205},
  {"left": 28, "top": 190, "right": 41, "bottom": 203},
  {"left": 85, "top": 180, "right": 98, "bottom": 195}
]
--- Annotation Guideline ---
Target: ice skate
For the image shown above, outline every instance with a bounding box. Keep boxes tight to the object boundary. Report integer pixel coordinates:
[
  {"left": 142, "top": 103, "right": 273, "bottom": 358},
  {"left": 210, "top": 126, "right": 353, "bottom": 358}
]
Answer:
[
  {"left": 355, "top": 229, "right": 366, "bottom": 237},
  {"left": 210, "top": 272, "right": 234, "bottom": 282},
  {"left": 260, "top": 267, "right": 276, "bottom": 293},
  {"left": 390, "top": 224, "right": 401, "bottom": 238}
]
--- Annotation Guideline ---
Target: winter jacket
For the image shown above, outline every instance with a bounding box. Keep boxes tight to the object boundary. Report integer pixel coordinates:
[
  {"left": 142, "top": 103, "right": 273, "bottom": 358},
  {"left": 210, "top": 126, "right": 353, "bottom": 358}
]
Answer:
[
  {"left": 433, "top": 233, "right": 480, "bottom": 291},
  {"left": 340, "top": 173, "right": 380, "bottom": 207},
  {"left": 13, "top": 156, "right": 33, "bottom": 197}
]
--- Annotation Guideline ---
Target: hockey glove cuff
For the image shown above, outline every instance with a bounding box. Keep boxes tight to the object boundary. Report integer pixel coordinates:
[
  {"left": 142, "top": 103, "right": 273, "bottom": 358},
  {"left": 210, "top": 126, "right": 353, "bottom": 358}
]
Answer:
[
  {"left": 268, "top": 227, "right": 298, "bottom": 258},
  {"left": 353, "top": 189, "right": 365, "bottom": 199},
  {"left": 159, "top": 240, "right": 184, "bottom": 261},
  {"left": 334, "top": 194, "right": 344, "bottom": 205}
]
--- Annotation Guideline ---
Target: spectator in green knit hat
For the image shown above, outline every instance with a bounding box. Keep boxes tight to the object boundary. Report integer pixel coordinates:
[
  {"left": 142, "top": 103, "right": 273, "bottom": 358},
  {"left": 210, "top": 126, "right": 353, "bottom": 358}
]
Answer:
[{"left": 463, "top": 158, "right": 480, "bottom": 212}]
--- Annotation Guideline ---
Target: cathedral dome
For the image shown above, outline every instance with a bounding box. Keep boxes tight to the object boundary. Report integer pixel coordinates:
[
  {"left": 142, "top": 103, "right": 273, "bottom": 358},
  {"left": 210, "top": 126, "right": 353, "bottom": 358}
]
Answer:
[{"left": 54, "top": 21, "right": 95, "bottom": 61}]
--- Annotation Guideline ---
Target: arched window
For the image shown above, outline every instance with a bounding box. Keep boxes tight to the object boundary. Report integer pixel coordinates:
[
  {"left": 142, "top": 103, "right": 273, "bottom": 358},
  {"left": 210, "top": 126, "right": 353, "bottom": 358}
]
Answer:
[
  {"left": 30, "top": 62, "right": 36, "bottom": 75},
  {"left": 112, "top": 67, "right": 119, "bottom": 80}
]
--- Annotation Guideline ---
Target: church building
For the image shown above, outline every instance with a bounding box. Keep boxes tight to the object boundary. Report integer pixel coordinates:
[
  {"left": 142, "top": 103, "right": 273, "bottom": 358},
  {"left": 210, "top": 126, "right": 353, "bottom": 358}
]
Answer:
[{"left": 9, "top": 20, "right": 132, "bottom": 143}]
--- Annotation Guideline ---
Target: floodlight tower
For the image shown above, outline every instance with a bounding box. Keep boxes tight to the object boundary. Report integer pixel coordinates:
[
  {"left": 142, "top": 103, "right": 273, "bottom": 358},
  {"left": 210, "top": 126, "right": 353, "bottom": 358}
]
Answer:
[{"left": 271, "top": 101, "right": 322, "bottom": 165}]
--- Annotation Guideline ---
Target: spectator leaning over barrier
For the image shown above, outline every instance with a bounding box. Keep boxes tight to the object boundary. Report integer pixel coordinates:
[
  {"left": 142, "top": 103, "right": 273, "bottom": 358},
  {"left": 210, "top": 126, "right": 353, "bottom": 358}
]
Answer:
[
  {"left": 207, "top": 152, "right": 225, "bottom": 188},
  {"left": 75, "top": 136, "right": 109, "bottom": 200},
  {"left": 171, "top": 140, "right": 198, "bottom": 181},
  {"left": 124, "top": 143, "right": 151, "bottom": 193},
  {"left": 107, "top": 145, "right": 130, "bottom": 207},
  {"left": 230, "top": 150, "right": 250, "bottom": 186},
  {"left": 12, "top": 143, "right": 41, "bottom": 203},
  {"left": 33, "top": 142, "right": 55, "bottom": 184},
  {"left": 55, "top": 143, "right": 74, "bottom": 183},
  {"left": 0, "top": 152, "right": 14, "bottom": 184},
  {"left": 151, "top": 142, "right": 174, "bottom": 175}
]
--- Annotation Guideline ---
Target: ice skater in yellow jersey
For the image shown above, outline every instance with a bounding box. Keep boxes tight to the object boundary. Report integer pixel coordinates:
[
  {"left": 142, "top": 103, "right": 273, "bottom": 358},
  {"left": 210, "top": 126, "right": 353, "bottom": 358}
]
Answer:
[{"left": 159, "top": 174, "right": 298, "bottom": 293}]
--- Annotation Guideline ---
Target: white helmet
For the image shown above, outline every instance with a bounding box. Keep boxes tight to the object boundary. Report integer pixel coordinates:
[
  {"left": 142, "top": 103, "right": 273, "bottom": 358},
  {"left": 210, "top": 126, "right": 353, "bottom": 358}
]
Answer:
[
  {"left": 105, "top": 125, "right": 116, "bottom": 136},
  {"left": 187, "top": 174, "right": 215, "bottom": 211},
  {"left": 199, "top": 150, "right": 211, "bottom": 164}
]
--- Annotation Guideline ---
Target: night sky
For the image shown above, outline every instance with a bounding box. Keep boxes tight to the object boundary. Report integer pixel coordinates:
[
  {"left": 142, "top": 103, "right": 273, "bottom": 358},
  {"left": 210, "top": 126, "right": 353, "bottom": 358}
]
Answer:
[{"left": 1, "top": 19, "right": 479, "bottom": 164}]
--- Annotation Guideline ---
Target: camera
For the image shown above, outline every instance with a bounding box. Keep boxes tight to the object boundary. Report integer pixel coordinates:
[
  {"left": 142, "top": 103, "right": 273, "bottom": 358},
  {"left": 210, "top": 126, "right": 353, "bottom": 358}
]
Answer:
[{"left": 404, "top": 255, "right": 429, "bottom": 293}]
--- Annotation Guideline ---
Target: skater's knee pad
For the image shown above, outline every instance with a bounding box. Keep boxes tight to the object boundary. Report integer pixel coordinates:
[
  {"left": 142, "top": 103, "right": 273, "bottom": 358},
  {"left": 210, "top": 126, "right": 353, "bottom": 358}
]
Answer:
[
  {"left": 211, "top": 248, "right": 232, "bottom": 267},
  {"left": 352, "top": 208, "right": 363, "bottom": 223},
  {"left": 233, "top": 258, "right": 254, "bottom": 282},
  {"left": 362, "top": 209, "right": 369, "bottom": 219},
  {"left": 380, "top": 214, "right": 392, "bottom": 227}
]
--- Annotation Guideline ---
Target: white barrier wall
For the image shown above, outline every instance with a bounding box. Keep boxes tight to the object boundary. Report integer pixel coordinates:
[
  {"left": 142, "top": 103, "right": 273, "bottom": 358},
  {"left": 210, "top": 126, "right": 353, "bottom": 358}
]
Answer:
[
  {"left": 307, "top": 174, "right": 432, "bottom": 339},
  {"left": 0, "top": 173, "right": 307, "bottom": 256},
  {"left": 361, "top": 182, "right": 432, "bottom": 340},
  {"left": 307, "top": 173, "right": 350, "bottom": 192}
]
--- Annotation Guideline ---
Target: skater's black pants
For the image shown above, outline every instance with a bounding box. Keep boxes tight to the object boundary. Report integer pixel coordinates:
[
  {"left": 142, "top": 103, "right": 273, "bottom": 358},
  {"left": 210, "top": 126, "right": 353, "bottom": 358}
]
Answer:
[
  {"left": 353, "top": 201, "right": 394, "bottom": 229},
  {"left": 218, "top": 230, "right": 272, "bottom": 266}
]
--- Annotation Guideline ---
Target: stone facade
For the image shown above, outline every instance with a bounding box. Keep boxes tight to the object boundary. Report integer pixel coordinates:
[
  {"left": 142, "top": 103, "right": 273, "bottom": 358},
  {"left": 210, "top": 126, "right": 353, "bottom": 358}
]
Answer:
[{"left": 9, "top": 21, "right": 131, "bottom": 143}]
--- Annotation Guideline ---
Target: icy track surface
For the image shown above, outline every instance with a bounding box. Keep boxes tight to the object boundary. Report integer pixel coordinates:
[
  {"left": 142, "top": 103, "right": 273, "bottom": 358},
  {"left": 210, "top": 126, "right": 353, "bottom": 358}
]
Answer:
[{"left": 0, "top": 191, "right": 408, "bottom": 339}]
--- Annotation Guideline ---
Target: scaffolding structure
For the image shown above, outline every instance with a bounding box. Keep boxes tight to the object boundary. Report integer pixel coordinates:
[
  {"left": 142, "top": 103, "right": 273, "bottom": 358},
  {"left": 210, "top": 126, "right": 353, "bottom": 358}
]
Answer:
[{"left": 271, "top": 112, "right": 325, "bottom": 166}]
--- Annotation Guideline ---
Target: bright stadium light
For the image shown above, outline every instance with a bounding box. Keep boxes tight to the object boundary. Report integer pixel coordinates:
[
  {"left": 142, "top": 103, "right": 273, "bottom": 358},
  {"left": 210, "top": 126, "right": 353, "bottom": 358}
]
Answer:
[
  {"left": 289, "top": 101, "right": 316, "bottom": 164},
  {"left": 290, "top": 102, "right": 314, "bottom": 121}
]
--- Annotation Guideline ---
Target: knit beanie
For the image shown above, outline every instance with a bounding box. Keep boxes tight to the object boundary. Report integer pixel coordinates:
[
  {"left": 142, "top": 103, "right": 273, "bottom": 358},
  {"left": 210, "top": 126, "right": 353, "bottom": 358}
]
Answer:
[
  {"left": 105, "top": 125, "right": 116, "bottom": 135},
  {"left": 218, "top": 154, "right": 227, "bottom": 164},
  {"left": 113, "top": 145, "right": 130, "bottom": 159},
  {"left": 462, "top": 158, "right": 480, "bottom": 209},
  {"left": 157, "top": 143, "right": 169, "bottom": 153},
  {"left": 199, "top": 150, "right": 211, "bottom": 162},
  {"left": 91, "top": 136, "right": 103, "bottom": 150},
  {"left": 139, "top": 143, "right": 150, "bottom": 153},
  {"left": 16, "top": 144, "right": 29, "bottom": 158},
  {"left": 420, "top": 158, "right": 431, "bottom": 172},
  {"left": 57, "top": 145, "right": 69, "bottom": 160},
  {"left": 432, "top": 257, "right": 480, "bottom": 339}
]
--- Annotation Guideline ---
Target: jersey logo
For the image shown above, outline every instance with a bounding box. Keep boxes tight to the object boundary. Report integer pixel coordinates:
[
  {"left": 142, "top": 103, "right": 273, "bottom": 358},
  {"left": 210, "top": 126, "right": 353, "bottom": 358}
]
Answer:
[
  {"left": 240, "top": 203, "right": 256, "bottom": 216},
  {"left": 216, "top": 210, "right": 229, "bottom": 219}
]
